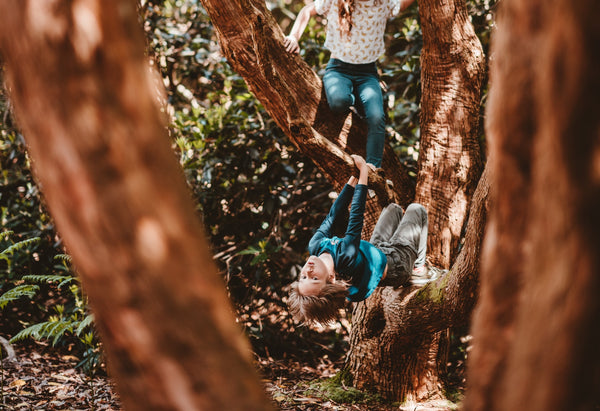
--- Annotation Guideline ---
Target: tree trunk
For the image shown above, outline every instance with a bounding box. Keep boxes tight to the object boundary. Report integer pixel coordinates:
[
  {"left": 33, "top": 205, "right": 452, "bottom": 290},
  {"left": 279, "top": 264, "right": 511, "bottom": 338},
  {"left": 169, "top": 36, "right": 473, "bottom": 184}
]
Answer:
[
  {"left": 199, "top": 0, "right": 487, "bottom": 402},
  {"left": 346, "top": 0, "right": 486, "bottom": 401},
  {"left": 464, "top": 0, "right": 600, "bottom": 409},
  {"left": 418, "top": 0, "right": 485, "bottom": 267},
  {"left": 0, "top": 1, "right": 272, "bottom": 410},
  {"left": 347, "top": 164, "right": 489, "bottom": 401}
]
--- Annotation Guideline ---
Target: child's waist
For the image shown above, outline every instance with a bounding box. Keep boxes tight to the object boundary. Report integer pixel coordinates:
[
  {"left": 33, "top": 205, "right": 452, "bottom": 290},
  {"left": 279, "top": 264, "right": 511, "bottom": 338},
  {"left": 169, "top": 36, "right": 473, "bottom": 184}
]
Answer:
[{"left": 327, "top": 58, "right": 378, "bottom": 74}]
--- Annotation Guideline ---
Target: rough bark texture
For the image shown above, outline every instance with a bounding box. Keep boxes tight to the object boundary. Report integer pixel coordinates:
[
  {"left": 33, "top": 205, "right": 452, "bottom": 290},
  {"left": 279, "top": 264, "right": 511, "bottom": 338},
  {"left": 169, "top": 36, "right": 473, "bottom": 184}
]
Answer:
[
  {"left": 199, "top": 0, "right": 487, "bottom": 402},
  {"left": 464, "top": 0, "right": 600, "bottom": 409},
  {"left": 347, "top": 165, "right": 489, "bottom": 401},
  {"left": 346, "top": 0, "right": 486, "bottom": 400},
  {"left": 418, "top": 0, "right": 485, "bottom": 268},
  {"left": 0, "top": 1, "right": 273, "bottom": 410}
]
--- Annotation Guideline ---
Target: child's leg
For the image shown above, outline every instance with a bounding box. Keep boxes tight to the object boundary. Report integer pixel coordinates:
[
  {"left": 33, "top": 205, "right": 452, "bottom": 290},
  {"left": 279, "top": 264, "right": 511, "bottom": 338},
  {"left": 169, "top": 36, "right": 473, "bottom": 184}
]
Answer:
[
  {"left": 323, "top": 61, "right": 354, "bottom": 113},
  {"left": 355, "top": 74, "right": 385, "bottom": 168},
  {"left": 369, "top": 203, "right": 404, "bottom": 245},
  {"left": 389, "top": 203, "right": 428, "bottom": 270}
]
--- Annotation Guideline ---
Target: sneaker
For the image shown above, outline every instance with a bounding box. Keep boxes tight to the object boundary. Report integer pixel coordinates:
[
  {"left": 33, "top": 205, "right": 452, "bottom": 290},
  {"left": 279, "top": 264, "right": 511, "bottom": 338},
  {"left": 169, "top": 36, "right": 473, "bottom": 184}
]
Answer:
[{"left": 411, "top": 263, "right": 446, "bottom": 286}]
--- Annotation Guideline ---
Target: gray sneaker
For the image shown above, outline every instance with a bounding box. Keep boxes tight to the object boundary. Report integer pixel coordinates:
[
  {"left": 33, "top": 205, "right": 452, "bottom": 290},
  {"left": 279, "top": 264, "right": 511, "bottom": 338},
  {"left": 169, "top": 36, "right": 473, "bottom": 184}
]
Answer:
[{"left": 411, "top": 263, "right": 446, "bottom": 286}]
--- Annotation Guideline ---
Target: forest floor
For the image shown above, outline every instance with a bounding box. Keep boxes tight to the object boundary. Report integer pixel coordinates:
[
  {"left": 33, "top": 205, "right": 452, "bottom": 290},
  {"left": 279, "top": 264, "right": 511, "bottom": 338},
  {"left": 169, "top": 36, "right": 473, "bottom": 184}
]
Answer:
[
  {"left": 1, "top": 334, "right": 465, "bottom": 411},
  {"left": 1, "top": 300, "right": 466, "bottom": 410}
]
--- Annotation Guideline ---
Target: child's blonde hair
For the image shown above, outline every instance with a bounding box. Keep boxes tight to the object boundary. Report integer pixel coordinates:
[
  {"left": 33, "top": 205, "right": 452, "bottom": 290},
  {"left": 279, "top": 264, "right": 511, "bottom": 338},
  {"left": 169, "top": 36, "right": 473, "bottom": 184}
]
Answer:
[{"left": 287, "top": 281, "right": 349, "bottom": 325}]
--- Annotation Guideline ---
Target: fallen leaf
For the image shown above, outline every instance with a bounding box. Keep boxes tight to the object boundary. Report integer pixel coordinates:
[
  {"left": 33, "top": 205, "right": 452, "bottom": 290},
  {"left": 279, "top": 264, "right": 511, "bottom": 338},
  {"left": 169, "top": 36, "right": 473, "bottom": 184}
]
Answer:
[{"left": 9, "top": 379, "right": 26, "bottom": 389}]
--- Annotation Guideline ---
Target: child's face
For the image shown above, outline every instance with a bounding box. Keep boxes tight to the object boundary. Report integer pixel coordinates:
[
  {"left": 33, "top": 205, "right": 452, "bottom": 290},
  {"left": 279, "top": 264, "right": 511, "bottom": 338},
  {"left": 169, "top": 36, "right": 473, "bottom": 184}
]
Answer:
[{"left": 298, "top": 255, "right": 332, "bottom": 296}]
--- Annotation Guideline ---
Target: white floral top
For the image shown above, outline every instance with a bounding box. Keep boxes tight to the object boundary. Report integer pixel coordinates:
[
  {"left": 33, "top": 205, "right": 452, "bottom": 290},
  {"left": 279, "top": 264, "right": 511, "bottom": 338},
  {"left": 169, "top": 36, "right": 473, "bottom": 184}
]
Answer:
[{"left": 314, "top": 0, "right": 401, "bottom": 64}]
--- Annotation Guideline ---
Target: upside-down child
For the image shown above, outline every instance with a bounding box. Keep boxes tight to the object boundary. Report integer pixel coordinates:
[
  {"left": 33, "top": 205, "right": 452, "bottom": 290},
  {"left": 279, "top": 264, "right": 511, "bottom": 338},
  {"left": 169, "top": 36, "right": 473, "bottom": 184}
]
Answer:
[{"left": 288, "top": 155, "right": 442, "bottom": 324}]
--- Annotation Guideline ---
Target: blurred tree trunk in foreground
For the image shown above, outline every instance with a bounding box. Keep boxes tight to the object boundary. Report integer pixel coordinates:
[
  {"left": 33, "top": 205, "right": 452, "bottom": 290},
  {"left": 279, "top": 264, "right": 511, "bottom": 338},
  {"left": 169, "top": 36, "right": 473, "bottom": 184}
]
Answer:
[
  {"left": 0, "top": 1, "right": 272, "bottom": 410},
  {"left": 464, "top": 0, "right": 600, "bottom": 410},
  {"left": 201, "top": 0, "right": 486, "bottom": 402}
]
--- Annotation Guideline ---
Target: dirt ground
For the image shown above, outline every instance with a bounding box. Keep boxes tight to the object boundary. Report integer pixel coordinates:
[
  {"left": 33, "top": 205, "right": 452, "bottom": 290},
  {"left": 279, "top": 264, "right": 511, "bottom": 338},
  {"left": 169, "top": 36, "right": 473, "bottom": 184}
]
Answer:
[{"left": 1, "top": 338, "right": 463, "bottom": 410}]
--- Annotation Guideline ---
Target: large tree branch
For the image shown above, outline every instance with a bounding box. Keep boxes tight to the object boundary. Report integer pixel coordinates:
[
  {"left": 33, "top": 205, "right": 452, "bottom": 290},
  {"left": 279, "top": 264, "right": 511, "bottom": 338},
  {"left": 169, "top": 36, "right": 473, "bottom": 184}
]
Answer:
[
  {"left": 199, "top": 0, "right": 415, "bottom": 209},
  {"left": 376, "top": 164, "right": 489, "bottom": 336}
]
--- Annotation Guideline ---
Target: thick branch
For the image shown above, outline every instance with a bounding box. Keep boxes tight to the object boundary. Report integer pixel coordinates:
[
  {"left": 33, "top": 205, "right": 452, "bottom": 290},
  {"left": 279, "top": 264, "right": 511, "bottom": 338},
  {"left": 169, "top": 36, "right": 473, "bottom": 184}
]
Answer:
[
  {"left": 382, "top": 164, "right": 489, "bottom": 335},
  {"left": 199, "top": 0, "right": 414, "bottom": 206}
]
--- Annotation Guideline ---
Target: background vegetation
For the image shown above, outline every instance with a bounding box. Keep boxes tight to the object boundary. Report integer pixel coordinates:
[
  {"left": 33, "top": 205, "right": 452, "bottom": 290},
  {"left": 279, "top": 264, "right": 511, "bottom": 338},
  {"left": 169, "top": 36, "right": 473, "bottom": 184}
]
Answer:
[{"left": 0, "top": 0, "right": 497, "bottom": 389}]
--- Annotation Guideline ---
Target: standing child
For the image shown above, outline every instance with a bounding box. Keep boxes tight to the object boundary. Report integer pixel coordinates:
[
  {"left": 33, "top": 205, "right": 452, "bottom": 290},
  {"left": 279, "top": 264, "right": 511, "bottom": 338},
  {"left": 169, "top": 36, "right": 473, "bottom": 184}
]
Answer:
[
  {"left": 287, "top": 155, "right": 442, "bottom": 325},
  {"left": 283, "top": 0, "right": 416, "bottom": 169}
]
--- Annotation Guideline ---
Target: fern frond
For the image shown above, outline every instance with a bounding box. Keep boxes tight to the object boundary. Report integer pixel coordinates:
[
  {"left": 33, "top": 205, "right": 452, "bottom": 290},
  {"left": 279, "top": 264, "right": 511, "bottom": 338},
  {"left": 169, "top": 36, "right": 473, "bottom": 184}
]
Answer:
[
  {"left": 0, "top": 230, "right": 14, "bottom": 241},
  {"left": 49, "top": 321, "right": 74, "bottom": 346},
  {"left": 1, "top": 237, "right": 40, "bottom": 255},
  {"left": 76, "top": 314, "right": 95, "bottom": 336},
  {"left": 22, "top": 274, "right": 74, "bottom": 288},
  {"left": 0, "top": 284, "right": 40, "bottom": 309},
  {"left": 10, "top": 318, "right": 76, "bottom": 346},
  {"left": 10, "top": 321, "right": 48, "bottom": 342},
  {"left": 53, "top": 254, "right": 73, "bottom": 264}
]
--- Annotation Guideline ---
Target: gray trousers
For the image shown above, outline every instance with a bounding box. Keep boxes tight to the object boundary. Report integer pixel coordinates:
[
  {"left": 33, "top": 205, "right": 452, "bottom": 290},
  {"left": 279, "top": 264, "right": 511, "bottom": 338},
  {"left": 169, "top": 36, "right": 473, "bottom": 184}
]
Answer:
[{"left": 369, "top": 203, "right": 428, "bottom": 286}]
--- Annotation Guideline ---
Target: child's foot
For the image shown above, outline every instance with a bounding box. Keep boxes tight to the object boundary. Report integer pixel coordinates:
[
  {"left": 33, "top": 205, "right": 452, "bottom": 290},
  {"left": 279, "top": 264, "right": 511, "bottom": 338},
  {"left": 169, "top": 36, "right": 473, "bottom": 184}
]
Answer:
[{"left": 411, "top": 263, "right": 446, "bottom": 286}]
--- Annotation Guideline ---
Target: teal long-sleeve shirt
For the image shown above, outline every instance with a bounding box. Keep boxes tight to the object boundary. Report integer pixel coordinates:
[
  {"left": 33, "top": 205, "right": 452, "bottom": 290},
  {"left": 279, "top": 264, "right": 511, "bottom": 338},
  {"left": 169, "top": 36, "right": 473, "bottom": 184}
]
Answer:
[{"left": 308, "top": 184, "right": 387, "bottom": 302}]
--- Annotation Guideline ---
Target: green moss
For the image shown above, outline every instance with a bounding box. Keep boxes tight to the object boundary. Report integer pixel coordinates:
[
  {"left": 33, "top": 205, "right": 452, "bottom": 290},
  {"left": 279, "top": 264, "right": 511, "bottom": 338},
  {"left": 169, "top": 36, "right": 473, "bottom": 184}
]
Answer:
[
  {"left": 414, "top": 270, "right": 450, "bottom": 305},
  {"left": 301, "top": 371, "right": 389, "bottom": 405}
]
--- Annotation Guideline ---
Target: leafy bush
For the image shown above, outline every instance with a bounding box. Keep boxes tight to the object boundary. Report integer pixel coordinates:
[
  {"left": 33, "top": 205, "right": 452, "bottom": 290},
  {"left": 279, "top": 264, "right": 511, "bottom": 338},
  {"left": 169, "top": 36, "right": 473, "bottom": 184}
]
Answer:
[{"left": 0, "top": 234, "right": 101, "bottom": 374}]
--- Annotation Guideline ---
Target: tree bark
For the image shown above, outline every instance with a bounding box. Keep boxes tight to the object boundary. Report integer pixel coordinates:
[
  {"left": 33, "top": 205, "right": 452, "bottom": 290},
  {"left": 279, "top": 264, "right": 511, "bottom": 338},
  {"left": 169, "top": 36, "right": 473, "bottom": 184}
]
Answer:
[
  {"left": 199, "top": 0, "right": 487, "bottom": 402},
  {"left": 418, "top": 0, "right": 485, "bottom": 268},
  {"left": 346, "top": 0, "right": 486, "bottom": 401},
  {"left": 464, "top": 0, "right": 600, "bottom": 409},
  {"left": 0, "top": 1, "right": 272, "bottom": 410},
  {"left": 347, "top": 163, "right": 489, "bottom": 401}
]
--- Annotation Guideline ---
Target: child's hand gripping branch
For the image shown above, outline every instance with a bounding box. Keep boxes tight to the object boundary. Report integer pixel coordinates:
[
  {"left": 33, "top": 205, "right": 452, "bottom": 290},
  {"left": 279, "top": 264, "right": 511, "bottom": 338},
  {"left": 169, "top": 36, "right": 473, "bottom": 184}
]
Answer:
[{"left": 288, "top": 155, "right": 443, "bottom": 325}]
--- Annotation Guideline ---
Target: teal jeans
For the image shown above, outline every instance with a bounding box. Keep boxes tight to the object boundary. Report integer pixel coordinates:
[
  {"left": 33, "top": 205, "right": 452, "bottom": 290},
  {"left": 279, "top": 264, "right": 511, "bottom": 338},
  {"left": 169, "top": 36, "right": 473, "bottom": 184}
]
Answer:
[{"left": 322, "top": 58, "right": 386, "bottom": 168}]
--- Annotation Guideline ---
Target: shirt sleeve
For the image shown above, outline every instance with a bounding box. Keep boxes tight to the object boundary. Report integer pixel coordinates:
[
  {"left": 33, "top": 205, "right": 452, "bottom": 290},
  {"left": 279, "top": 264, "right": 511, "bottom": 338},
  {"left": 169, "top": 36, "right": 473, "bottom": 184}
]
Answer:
[
  {"left": 389, "top": 0, "right": 402, "bottom": 17},
  {"left": 308, "top": 184, "right": 355, "bottom": 254},
  {"left": 344, "top": 184, "right": 367, "bottom": 243},
  {"left": 314, "top": 0, "right": 333, "bottom": 15}
]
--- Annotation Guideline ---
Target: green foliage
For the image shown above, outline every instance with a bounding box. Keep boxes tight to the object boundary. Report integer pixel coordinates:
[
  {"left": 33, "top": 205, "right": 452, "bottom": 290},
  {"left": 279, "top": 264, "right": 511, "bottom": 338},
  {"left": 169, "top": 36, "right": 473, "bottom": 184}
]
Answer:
[
  {"left": 0, "top": 234, "right": 40, "bottom": 275},
  {"left": 6, "top": 256, "right": 101, "bottom": 375},
  {"left": 0, "top": 284, "right": 39, "bottom": 309},
  {"left": 302, "top": 375, "right": 386, "bottom": 405},
  {"left": 238, "top": 240, "right": 282, "bottom": 266},
  {"left": 0, "top": 231, "right": 101, "bottom": 375}
]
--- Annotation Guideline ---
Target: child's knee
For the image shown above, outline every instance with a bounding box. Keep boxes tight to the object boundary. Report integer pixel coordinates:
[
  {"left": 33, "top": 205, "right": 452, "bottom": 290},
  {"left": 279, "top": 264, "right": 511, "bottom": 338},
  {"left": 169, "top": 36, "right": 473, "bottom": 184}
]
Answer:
[
  {"left": 364, "top": 104, "right": 385, "bottom": 127},
  {"left": 406, "top": 203, "right": 427, "bottom": 219},
  {"left": 328, "top": 95, "right": 353, "bottom": 113},
  {"left": 385, "top": 203, "right": 404, "bottom": 215}
]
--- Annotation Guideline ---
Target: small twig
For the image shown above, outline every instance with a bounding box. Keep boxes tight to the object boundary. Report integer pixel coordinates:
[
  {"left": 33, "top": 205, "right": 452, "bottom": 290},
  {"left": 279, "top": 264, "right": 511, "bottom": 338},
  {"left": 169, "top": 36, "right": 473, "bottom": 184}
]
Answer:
[{"left": 0, "top": 337, "right": 15, "bottom": 362}]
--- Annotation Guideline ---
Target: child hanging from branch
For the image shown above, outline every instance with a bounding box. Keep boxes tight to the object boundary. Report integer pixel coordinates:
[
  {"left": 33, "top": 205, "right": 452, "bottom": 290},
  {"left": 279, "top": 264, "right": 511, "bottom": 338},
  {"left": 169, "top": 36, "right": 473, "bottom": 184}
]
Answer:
[
  {"left": 283, "top": 0, "right": 417, "bottom": 170},
  {"left": 288, "top": 155, "right": 442, "bottom": 325}
]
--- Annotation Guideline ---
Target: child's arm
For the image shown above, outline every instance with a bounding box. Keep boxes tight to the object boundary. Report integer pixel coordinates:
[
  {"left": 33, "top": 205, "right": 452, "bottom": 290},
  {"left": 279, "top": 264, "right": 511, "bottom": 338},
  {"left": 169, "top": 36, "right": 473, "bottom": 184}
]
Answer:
[
  {"left": 352, "top": 155, "right": 370, "bottom": 186},
  {"left": 284, "top": 3, "right": 317, "bottom": 54},
  {"left": 344, "top": 156, "right": 370, "bottom": 241},
  {"left": 308, "top": 175, "right": 357, "bottom": 253}
]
